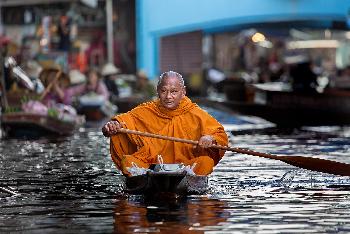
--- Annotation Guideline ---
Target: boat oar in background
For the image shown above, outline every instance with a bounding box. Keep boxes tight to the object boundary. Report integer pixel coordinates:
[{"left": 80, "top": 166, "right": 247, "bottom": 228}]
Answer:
[
  {"left": 116, "top": 128, "right": 350, "bottom": 177},
  {"left": 39, "top": 69, "right": 62, "bottom": 101}
]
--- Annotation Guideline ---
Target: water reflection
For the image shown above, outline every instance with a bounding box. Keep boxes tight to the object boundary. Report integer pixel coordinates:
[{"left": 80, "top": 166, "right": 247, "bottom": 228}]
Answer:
[
  {"left": 0, "top": 124, "right": 350, "bottom": 233},
  {"left": 113, "top": 196, "right": 229, "bottom": 233}
]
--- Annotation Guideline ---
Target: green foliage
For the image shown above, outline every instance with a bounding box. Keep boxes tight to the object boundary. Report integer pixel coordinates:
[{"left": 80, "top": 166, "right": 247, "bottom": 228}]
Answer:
[
  {"left": 4, "top": 106, "right": 22, "bottom": 113},
  {"left": 20, "top": 95, "right": 39, "bottom": 104},
  {"left": 47, "top": 108, "right": 59, "bottom": 118}
]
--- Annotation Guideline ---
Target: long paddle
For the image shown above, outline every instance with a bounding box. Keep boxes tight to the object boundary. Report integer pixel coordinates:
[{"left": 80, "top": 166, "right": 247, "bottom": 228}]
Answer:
[
  {"left": 39, "top": 69, "right": 62, "bottom": 101},
  {"left": 116, "top": 128, "right": 350, "bottom": 177}
]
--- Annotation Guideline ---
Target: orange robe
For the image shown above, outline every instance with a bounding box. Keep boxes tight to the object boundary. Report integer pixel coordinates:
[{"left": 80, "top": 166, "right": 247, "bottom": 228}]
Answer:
[{"left": 109, "top": 96, "right": 228, "bottom": 175}]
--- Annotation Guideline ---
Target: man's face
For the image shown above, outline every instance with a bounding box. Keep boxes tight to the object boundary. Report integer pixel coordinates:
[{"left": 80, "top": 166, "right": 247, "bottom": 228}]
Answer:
[{"left": 157, "top": 77, "right": 186, "bottom": 110}]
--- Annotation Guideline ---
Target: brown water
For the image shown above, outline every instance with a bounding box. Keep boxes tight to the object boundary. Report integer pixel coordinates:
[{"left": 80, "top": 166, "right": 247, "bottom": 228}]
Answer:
[{"left": 0, "top": 124, "right": 350, "bottom": 233}]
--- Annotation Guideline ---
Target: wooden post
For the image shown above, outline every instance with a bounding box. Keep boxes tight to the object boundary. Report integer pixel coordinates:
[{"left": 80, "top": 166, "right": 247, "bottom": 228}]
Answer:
[
  {"left": 106, "top": 0, "right": 114, "bottom": 64},
  {"left": 0, "top": 48, "right": 8, "bottom": 110}
]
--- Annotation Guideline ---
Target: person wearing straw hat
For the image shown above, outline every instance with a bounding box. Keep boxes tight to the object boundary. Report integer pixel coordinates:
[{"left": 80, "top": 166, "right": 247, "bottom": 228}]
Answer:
[
  {"left": 40, "top": 67, "right": 71, "bottom": 105},
  {"left": 102, "top": 71, "right": 228, "bottom": 176},
  {"left": 134, "top": 70, "right": 156, "bottom": 99},
  {"left": 101, "top": 63, "right": 120, "bottom": 101},
  {"left": 64, "top": 67, "right": 110, "bottom": 105}
]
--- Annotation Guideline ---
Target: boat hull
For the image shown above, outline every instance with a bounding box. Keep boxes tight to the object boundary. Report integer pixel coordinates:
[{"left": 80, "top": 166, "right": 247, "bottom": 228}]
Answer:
[
  {"left": 1, "top": 112, "right": 82, "bottom": 137},
  {"left": 77, "top": 105, "right": 108, "bottom": 121},
  {"left": 125, "top": 171, "right": 208, "bottom": 196},
  {"left": 221, "top": 85, "right": 350, "bottom": 127}
]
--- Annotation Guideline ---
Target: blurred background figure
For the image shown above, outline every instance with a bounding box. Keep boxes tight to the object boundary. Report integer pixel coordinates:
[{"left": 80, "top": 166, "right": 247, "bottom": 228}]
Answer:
[
  {"left": 25, "top": 61, "right": 43, "bottom": 81},
  {"left": 85, "top": 31, "right": 106, "bottom": 68},
  {"left": 134, "top": 70, "right": 156, "bottom": 99},
  {"left": 329, "top": 66, "right": 350, "bottom": 90},
  {"left": 67, "top": 67, "right": 116, "bottom": 120},
  {"left": 290, "top": 60, "right": 318, "bottom": 93},
  {"left": 206, "top": 67, "right": 226, "bottom": 95},
  {"left": 40, "top": 67, "right": 71, "bottom": 106},
  {"left": 34, "top": 67, "right": 78, "bottom": 121},
  {"left": 85, "top": 68, "right": 110, "bottom": 100},
  {"left": 24, "top": 60, "right": 45, "bottom": 93},
  {"left": 67, "top": 68, "right": 110, "bottom": 103},
  {"left": 101, "top": 63, "right": 120, "bottom": 102},
  {"left": 57, "top": 15, "right": 71, "bottom": 52}
]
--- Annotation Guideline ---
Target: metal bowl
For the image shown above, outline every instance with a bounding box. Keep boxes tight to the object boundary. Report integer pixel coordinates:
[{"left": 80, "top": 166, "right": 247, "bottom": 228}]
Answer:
[{"left": 149, "top": 163, "right": 185, "bottom": 172}]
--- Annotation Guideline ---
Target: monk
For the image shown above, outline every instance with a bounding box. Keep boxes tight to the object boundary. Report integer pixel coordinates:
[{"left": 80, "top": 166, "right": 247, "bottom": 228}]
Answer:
[{"left": 102, "top": 71, "right": 228, "bottom": 176}]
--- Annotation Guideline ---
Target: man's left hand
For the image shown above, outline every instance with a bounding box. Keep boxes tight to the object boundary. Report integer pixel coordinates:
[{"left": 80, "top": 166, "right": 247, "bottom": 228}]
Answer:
[{"left": 198, "top": 135, "right": 215, "bottom": 148}]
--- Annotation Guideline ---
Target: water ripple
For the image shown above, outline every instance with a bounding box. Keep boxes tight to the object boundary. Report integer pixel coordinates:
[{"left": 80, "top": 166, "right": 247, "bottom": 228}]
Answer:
[{"left": 1, "top": 126, "right": 350, "bottom": 233}]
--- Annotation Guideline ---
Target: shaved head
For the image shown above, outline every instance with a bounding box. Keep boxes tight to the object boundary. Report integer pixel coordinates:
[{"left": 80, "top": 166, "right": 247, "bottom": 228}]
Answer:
[
  {"left": 157, "top": 71, "right": 185, "bottom": 88},
  {"left": 157, "top": 71, "right": 186, "bottom": 109}
]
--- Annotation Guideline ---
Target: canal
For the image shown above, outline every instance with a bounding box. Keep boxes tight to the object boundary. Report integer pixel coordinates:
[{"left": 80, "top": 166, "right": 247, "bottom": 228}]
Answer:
[{"left": 0, "top": 119, "right": 350, "bottom": 233}]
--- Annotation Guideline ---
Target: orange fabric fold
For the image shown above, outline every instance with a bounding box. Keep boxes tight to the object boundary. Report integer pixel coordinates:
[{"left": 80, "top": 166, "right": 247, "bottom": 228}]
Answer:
[{"left": 109, "top": 96, "right": 228, "bottom": 175}]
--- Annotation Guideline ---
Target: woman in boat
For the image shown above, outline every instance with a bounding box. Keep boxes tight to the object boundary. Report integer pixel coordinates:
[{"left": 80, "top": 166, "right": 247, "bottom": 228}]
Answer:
[
  {"left": 36, "top": 68, "right": 79, "bottom": 121},
  {"left": 66, "top": 67, "right": 110, "bottom": 104},
  {"left": 41, "top": 69, "right": 71, "bottom": 105},
  {"left": 102, "top": 71, "right": 228, "bottom": 176}
]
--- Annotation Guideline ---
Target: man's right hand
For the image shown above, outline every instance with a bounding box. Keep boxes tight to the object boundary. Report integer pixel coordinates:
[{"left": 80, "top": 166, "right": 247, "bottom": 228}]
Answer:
[{"left": 102, "top": 120, "right": 124, "bottom": 137}]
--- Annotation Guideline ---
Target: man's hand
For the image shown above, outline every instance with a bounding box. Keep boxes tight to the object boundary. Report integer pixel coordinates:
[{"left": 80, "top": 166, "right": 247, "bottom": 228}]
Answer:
[
  {"left": 197, "top": 135, "right": 215, "bottom": 148},
  {"left": 102, "top": 120, "right": 124, "bottom": 137}
]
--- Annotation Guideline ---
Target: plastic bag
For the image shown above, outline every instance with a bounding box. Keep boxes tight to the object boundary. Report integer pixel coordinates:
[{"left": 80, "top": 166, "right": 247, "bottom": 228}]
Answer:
[
  {"left": 156, "top": 155, "right": 197, "bottom": 174},
  {"left": 184, "top": 163, "right": 197, "bottom": 175},
  {"left": 22, "top": 100, "right": 48, "bottom": 115},
  {"left": 126, "top": 162, "right": 149, "bottom": 176}
]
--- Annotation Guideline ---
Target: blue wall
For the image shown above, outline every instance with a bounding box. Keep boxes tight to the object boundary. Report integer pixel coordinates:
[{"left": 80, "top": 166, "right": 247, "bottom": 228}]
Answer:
[{"left": 136, "top": 0, "right": 350, "bottom": 79}]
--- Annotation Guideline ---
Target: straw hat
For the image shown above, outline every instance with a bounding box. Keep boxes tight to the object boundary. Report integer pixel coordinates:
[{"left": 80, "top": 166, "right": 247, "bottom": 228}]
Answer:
[
  {"left": 101, "top": 63, "right": 120, "bottom": 76},
  {"left": 39, "top": 68, "right": 69, "bottom": 87},
  {"left": 69, "top": 69, "right": 86, "bottom": 84},
  {"left": 38, "top": 60, "right": 61, "bottom": 70},
  {"left": 25, "top": 61, "right": 43, "bottom": 79},
  {"left": 137, "top": 70, "right": 149, "bottom": 80}
]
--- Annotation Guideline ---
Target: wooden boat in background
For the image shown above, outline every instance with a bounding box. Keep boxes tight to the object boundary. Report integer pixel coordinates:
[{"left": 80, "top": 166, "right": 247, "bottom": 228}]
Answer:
[
  {"left": 112, "top": 96, "right": 149, "bottom": 113},
  {"left": 220, "top": 82, "right": 350, "bottom": 127},
  {"left": 2, "top": 93, "right": 85, "bottom": 137},
  {"left": 1, "top": 112, "right": 84, "bottom": 137},
  {"left": 75, "top": 94, "right": 117, "bottom": 121},
  {"left": 77, "top": 105, "right": 110, "bottom": 121},
  {"left": 192, "top": 97, "right": 275, "bottom": 132},
  {"left": 76, "top": 95, "right": 148, "bottom": 120}
]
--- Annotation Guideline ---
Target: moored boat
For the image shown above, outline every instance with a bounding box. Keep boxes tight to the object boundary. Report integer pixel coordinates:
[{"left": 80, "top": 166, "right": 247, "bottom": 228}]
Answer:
[
  {"left": 76, "top": 105, "right": 110, "bottom": 121},
  {"left": 192, "top": 97, "right": 275, "bottom": 132},
  {"left": 75, "top": 94, "right": 117, "bottom": 121},
  {"left": 112, "top": 96, "right": 149, "bottom": 113},
  {"left": 218, "top": 82, "right": 350, "bottom": 127},
  {"left": 1, "top": 112, "right": 84, "bottom": 137}
]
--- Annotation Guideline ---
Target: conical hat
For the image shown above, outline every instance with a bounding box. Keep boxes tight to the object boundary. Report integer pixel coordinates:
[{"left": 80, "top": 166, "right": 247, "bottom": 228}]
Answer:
[{"left": 101, "top": 63, "right": 120, "bottom": 76}]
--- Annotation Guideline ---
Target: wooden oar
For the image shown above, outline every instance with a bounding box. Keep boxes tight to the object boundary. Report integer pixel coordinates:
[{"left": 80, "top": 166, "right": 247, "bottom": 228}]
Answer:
[
  {"left": 39, "top": 69, "right": 62, "bottom": 101},
  {"left": 116, "top": 128, "right": 350, "bottom": 177},
  {"left": 0, "top": 187, "right": 19, "bottom": 196}
]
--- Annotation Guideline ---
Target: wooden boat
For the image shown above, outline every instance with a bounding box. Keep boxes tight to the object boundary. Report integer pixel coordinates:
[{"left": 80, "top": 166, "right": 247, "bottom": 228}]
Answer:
[
  {"left": 76, "top": 94, "right": 117, "bottom": 121},
  {"left": 77, "top": 95, "right": 147, "bottom": 120},
  {"left": 124, "top": 165, "right": 208, "bottom": 196},
  {"left": 1, "top": 112, "right": 84, "bottom": 137},
  {"left": 192, "top": 97, "right": 275, "bottom": 132},
  {"left": 112, "top": 96, "right": 149, "bottom": 113},
  {"left": 220, "top": 82, "right": 350, "bottom": 127},
  {"left": 77, "top": 105, "right": 109, "bottom": 121}
]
